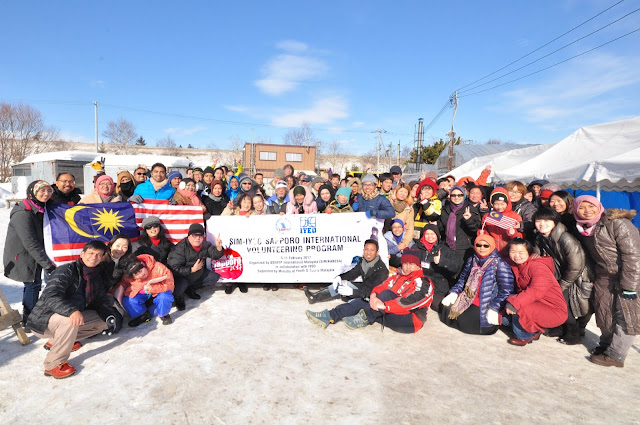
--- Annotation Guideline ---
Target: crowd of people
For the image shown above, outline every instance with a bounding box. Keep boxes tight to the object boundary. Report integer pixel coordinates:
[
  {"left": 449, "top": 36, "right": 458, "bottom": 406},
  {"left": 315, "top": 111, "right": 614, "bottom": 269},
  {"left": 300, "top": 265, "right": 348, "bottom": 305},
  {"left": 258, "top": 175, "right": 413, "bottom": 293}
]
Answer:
[{"left": 3, "top": 159, "right": 639, "bottom": 379}]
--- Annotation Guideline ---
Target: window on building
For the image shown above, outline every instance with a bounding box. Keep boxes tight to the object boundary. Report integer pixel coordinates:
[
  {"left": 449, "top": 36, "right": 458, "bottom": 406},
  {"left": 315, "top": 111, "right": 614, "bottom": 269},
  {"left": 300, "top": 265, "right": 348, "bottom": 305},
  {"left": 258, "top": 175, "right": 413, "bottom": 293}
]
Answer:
[
  {"left": 286, "top": 152, "right": 302, "bottom": 162},
  {"left": 259, "top": 151, "right": 277, "bottom": 161}
]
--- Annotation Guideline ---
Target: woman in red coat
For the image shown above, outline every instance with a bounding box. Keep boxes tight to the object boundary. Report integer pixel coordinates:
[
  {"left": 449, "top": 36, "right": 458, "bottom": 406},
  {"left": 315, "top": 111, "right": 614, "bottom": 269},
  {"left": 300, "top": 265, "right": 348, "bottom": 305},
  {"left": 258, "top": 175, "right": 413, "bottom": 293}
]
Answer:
[{"left": 502, "top": 239, "right": 567, "bottom": 346}]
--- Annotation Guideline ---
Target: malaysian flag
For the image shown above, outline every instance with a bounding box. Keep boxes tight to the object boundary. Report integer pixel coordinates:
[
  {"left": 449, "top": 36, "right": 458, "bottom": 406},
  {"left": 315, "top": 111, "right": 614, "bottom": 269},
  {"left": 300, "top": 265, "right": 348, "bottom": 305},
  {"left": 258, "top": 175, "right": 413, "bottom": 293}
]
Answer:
[
  {"left": 133, "top": 199, "right": 204, "bottom": 244},
  {"left": 44, "top": 202, "right": 139, "bottom": 264},
  {"left": 483, "top": 211, "right": 520, "bottom": 230}
]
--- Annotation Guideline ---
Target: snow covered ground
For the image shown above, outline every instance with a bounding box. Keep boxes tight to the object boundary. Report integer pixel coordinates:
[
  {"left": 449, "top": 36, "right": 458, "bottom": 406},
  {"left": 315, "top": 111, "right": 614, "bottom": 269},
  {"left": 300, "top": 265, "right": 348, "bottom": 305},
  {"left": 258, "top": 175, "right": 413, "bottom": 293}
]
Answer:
[{"left": 1, "top": 207, "right": 639, "bottom": 425}]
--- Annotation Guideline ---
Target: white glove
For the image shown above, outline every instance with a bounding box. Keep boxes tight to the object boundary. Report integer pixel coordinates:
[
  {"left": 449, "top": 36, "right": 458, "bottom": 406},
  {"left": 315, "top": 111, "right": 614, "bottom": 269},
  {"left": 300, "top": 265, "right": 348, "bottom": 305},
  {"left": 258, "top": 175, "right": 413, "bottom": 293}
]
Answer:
[
  {"left": 337, "top": 283, "right": 354, "bottom": 296},
  {"left": 486, "top": 309, "right": 499, "bottom": 326},
  {"left": 331, "top": 276, "right": 342, "bottom": 291},
  {"left": 441, "top": 292, "right": 458, "bottom": 307}
]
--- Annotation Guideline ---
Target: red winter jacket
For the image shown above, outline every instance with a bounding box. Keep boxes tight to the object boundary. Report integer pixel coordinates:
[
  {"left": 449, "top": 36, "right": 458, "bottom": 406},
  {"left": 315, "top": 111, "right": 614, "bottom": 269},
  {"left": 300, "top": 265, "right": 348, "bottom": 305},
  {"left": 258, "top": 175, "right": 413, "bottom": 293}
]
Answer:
[
  {"left": 482, "top": 187, "right": 522, "bottom": 256},
  {"left": 507, "top": 255, "right": 567, "bottom": 334},
  {"left": 372, "top": 269, "right": 434, "bottom": 315}
]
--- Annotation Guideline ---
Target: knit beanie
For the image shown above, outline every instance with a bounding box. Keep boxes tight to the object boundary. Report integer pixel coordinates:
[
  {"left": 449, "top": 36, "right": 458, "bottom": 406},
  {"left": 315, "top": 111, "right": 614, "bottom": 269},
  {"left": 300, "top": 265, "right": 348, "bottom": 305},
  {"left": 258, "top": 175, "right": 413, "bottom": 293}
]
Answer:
[
  {"left": 422, "top": 224, "right": 440, "bottom": 241},
  {"left": 293, "top": 186, "right": 306, "bottom": 197},
  {"left": 167, "top": 170, "right": 182, "bottom": 182},
  {"left": 335, "top": 186, "right": 352, "bottom": 201},
  {"left": 361, "top": 173, "right": 378, "bottom": 184},
  {"left": 490, "top": 191, "right": 508, "bottom": 205},
  {"left": 203, "top": 166, "right": 215, "bottom": 176},
  {"left": 142, "top": 216, "right": 162, "bottom": 229},
  {"left": 401, "top": 249, "right": 421, "bottom": 267}
]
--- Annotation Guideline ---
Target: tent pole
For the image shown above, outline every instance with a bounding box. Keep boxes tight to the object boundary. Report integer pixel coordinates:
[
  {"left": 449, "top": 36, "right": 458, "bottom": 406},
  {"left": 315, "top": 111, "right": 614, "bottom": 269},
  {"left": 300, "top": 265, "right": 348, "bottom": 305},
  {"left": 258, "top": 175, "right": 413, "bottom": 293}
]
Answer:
[{"left": 596, "top": 181, "right": 601, "bottom": 201}]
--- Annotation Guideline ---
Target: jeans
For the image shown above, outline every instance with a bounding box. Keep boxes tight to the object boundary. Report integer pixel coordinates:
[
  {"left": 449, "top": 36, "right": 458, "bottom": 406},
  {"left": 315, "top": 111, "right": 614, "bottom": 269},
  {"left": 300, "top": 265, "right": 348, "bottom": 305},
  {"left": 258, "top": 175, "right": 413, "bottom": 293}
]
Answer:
[
  {"left": 23, "top": 272, "right": 43, "bottom": 320},
  {"left": 122, "top": 291, "right": 174, "bottom": 318},
  {"left": 502, "top": 313, "right": 536, "bottom": 340}
]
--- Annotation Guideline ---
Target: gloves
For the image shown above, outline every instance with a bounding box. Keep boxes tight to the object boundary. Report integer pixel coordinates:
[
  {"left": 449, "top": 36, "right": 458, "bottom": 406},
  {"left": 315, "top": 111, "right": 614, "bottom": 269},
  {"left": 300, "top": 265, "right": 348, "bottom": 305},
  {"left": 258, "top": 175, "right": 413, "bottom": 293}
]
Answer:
[
  {"left": 46, "top": 265, "right": 56, "bottom": 275},
  {"left": 621, "top": 290, "right": 638, "bottom": 300},
  {"left": 168, "top": 197, "right": 178, "bottom": 205},
  {"left": 331, "top": 276, "right": 342, "bottom": 291},
  {"left": 352, "top": 201, "right": 359, "bottom": 211},
  {"left": 365, "top": 210, "right": 372, "bottom": 219},
  {"left": 486, "top": 309, "right": 499, "bottom": 325},
  {"left": 441, "top": 292, "right": 458, "bottom": 307},
  {"left": 337, "top": 283, "right": 354, "bottom": 296},
  {"left": 104, "top": 311, "right": 123, "bottom": 335},
  {"left": 127, "top": 195, "right": 144, "bottom": 204}
]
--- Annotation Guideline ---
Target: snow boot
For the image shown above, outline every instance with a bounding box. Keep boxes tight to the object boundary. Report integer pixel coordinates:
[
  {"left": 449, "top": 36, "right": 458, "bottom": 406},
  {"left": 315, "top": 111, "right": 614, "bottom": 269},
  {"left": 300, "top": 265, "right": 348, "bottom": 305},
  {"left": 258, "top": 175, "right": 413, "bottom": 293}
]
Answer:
[
  {"left": 557, "top": 323, "right": 582, "bottom": 345},
  {"left": 305, "top": 310, "right": 333, "bottom": 329},
  {"left": 128, "top": 311, "right": 151, "bottom": 327},
  {"left": 304, "top": 287, "right": 336, "bottom": 304},
  {"left": 343, "top": 309, "right": 370, "bottom": 330}
]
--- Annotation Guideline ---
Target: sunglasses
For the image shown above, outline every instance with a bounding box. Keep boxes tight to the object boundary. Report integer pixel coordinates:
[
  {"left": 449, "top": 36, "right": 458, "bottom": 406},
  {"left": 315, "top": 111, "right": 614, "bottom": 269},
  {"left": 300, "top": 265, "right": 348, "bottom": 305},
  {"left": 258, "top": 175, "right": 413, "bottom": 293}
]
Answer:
[
  {"left": 475, "top": 243, "right": 491, "bottom": 248},
  {"left": 450, "top": 194, "right": 465, "bottom": 198},
  {"left": 144, "top": 224, "right": 160, "bottom": 230},
  {"left": 136, "top": 173, "right": 147, "bottom": 176},
  {"left": 190, "top": 233, "right": 205, "bottom": 238}
]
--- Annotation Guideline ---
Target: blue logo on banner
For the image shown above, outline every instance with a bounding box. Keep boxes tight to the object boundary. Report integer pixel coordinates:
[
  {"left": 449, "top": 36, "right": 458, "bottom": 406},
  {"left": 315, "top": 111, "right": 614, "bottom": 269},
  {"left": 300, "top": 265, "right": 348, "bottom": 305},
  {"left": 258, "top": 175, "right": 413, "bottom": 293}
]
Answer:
[{"left": 300, "top": 216, "right": 317, "bottom": 234}]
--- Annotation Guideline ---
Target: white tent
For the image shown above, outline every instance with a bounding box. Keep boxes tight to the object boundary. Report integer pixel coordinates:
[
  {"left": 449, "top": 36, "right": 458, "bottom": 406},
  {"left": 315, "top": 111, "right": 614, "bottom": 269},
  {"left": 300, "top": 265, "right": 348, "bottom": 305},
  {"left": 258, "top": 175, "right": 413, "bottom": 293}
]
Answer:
[
  {"left": 445, "top": 143, "right": 555, "bottom": 183},
  {"left": 493, "top": 116, "right": 640, "bottom": 185}
]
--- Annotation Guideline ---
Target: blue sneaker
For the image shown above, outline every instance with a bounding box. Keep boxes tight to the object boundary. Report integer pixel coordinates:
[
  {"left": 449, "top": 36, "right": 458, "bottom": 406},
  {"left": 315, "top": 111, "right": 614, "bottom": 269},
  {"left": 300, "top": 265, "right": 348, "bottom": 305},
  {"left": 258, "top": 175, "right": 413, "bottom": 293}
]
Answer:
[
  {"left": 306, "top": 310, "right": 332, "bottom": 329},
  {"left": 343, "top": 309, "right": 369, "bottom": 330}
]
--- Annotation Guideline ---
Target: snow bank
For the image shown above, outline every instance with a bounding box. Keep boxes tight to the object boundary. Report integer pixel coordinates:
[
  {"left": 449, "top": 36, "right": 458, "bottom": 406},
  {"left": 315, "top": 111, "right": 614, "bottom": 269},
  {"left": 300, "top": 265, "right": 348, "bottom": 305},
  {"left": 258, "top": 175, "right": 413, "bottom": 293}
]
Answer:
[{"left": 17, "top": 151, "right": 99, "bottom": 164}]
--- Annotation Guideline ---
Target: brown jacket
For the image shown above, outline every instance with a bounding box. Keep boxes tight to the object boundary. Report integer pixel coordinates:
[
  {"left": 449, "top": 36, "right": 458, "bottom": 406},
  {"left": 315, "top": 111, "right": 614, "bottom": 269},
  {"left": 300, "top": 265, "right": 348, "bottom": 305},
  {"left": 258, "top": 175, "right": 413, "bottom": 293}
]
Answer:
[{"left": 589, "top": 209, "right": 640, "bottom": 334}]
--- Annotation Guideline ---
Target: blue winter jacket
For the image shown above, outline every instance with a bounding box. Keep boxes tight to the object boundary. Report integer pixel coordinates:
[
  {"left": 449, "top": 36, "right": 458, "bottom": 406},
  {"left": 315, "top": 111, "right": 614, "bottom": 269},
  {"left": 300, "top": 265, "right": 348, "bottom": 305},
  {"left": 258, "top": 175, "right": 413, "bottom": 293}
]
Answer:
[
  {"left": 355, "top": 193, "right": 395, "bottom": 219},
  {"left": 132, "top": 179, "right": 176, "bottom": 200},
  {"left": 449, "top": 250, "right": 514, "bottom": 328}
]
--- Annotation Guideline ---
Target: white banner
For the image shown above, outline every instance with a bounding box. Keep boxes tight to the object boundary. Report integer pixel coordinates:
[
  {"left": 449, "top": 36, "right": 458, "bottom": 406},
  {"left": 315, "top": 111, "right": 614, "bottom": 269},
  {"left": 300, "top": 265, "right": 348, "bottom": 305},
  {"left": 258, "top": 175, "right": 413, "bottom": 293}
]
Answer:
[{"left": 204, "top": 213, "right": 389, "bottom": 283}]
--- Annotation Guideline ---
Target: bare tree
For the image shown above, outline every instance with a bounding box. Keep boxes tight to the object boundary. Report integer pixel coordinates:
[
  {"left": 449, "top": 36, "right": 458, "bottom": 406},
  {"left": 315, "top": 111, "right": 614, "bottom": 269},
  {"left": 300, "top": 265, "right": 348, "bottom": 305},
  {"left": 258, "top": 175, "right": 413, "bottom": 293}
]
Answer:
[
  {"left": 282, "top": 122, "right": 314, "bottom": 146},
  {"left": 102, "top": 117, "right": 137, "bottom": 154},
  {"left": 157, "top": 135, "right": 181, "bottom": 157},
  {"left": 0, "top": 102, "right": 59, "bottom": 182},
  {"left": 320, "top": 140, "right": 348, "bottom": 176}
]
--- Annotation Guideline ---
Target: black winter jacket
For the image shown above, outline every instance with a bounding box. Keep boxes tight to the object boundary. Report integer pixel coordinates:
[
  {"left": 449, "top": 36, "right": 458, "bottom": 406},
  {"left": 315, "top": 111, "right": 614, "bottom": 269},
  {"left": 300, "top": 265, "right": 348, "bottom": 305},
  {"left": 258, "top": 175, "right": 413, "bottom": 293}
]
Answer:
[
  {"left": 339, "top": 256, "right": 389, "bottom": 300},
  {"left": 437, "top": 201, "right": 481, "bottom": 254},
  {"left": 50, "top": 186, "right": 82, "bottom": 205},
  {"left": 202, "top": 193, "right": 230, "bottom": 217},
  {"left": 416, "top": 241, "right": 463, "bottom": 295},
  {"left": 3, "top": 200, "right": 55, "bottom": 283},
  {"left": 27, "top": 259, "right": 117, "bottom": 334},
  {"left": 167, "top": 238, "right": 224, "bottom": 283},
  {"left": 133, "top": 238, "right": 173, "bottom": 265}
]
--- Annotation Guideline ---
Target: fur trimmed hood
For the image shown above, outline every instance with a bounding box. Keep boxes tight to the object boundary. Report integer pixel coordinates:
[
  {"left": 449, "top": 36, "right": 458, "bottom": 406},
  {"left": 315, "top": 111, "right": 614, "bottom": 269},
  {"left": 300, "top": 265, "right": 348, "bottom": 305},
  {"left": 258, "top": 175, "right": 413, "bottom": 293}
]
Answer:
[{"left": 606, "top": 208, "right": 637, "bottom": 221}]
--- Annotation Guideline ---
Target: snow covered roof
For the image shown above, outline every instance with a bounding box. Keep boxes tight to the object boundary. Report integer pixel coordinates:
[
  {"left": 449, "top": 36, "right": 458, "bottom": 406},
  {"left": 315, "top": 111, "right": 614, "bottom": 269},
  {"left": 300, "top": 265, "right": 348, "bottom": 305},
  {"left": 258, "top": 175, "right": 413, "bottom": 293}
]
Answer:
[
  {"left": 434, "top": 143, "right": 536, "bottom": 172},
  {"left": 18, "top": 151, "right": 99, "bottom": 164}
]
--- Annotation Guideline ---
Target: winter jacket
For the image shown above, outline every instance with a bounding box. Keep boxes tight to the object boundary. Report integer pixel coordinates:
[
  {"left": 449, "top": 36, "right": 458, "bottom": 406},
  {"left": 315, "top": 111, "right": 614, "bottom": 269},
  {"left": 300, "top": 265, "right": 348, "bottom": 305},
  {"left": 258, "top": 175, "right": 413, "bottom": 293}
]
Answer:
[
  {"left": 412, "top": 199, "right": 441, "bottom": 241},
  {"left": 481, "top": 187, "right": 523, "bottom": 255},
  {"left": 50, "top": 186, "right": 81, "bottom": 205},
  {"left": 416, "top": 240, "right": 462, "bottom": 296},
  {"left": 450, "top": 250, "right": 514, "bottom": 329},
  {"left": 507, "top": 255, "right": 567, "bottom": 334},
  {"left": 266, "top": 194, "right": 289, "bottom": 215},
  {"left": 286, "top": 186, "right": 318, "bottom": 214},
  {"left": 438, "top": 201, "right": 482, "bottom": 257},
  {"left": 78, "top": 190, "right": 123, "bottom": 204},
  {"left": 355, "top": 192, "right": 395, "bottom": 219},
  {"left": 390, "top": 201, "right": 414, "bottom": 245},
  {"left": 327, "top": 200, "right": 353, "bottom": 213},
  {"left": 535, "top": 222, "right": 593, "bottom": 317},
  {"left": 167, "top": 237, "right": 224, "bottom": 283},
  {"left": 202, "top": 192, "right": 230, "bottom": 217},
  {"left": 119, "top": 254, "right": 174, "bottom": 297},
  {"left": 132, "top": 179, "right": 176, "bottom": 200},
  {"left": 575, "top": 209, "right": 640, "bottom": 335},
  {"left": 3, "top": 200, "right": 55, "bottom": 283},
  {"left": 339, "top": 256, "right": 389, "bottom": 300},
  {"left": 371, "top": 269, "right": 434, "bottom": 320},
  {"left": 103, "top": 252, "right": 135, "bottom": 291},
  {"left": 512, "top": 198, "right": 537, "bottom": 236},
  {"left": 27, "top": 259, "right": 117, "bottom": 335},
  {"left": 132, "top": 237, "right": 173, "bottom": 265}
]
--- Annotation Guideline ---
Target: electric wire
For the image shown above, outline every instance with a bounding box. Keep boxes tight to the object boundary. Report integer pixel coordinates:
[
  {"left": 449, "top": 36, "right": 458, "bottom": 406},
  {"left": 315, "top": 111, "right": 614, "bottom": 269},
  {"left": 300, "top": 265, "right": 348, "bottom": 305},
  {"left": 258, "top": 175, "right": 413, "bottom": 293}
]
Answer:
[
  {"left": 458, "top": 6, "right": 640, "bottom": 94},
  {"left": 455, "top": 0, "right": 627, "bottom": 91}
]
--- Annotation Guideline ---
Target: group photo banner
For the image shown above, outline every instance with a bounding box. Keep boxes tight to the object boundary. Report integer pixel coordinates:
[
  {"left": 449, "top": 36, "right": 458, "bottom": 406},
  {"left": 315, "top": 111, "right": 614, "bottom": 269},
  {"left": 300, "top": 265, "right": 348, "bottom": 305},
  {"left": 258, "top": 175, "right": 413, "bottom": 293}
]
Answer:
[{"left": 205, "top": 213, "right": 389, "bottom": 283}]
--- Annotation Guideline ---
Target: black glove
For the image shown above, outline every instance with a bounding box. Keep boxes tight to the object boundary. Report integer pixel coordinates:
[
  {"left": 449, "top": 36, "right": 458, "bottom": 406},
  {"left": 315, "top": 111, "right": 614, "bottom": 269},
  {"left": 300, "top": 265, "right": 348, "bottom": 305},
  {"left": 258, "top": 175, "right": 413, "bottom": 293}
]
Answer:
[
  {"left": 104, "top": 311, "right": 123, "bottom": 335},
  {"left": 46, "top": 265, "right": 57, "bottom": 275},
  {"left": 621, "top": 290, "right": 638, "bottom": 301}
]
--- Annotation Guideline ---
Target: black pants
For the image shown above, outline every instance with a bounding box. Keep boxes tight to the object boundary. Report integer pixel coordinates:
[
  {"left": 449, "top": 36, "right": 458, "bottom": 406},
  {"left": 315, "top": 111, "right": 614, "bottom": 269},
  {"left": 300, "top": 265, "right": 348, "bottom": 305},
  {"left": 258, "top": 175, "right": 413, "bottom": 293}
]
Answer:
[
  {"left": 329, "top": 290, "right": 419, "bottom": 334},
  {"left": 439, "top": 304, "right": 498, "bottom": 335}
]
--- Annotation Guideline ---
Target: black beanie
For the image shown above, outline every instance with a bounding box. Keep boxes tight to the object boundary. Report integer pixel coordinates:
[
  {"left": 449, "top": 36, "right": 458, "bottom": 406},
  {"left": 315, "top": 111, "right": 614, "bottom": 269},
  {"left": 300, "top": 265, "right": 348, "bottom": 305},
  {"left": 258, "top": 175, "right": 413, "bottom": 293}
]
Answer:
[{"left": 293, "top": 186, "right": 306, "bottom": 197}]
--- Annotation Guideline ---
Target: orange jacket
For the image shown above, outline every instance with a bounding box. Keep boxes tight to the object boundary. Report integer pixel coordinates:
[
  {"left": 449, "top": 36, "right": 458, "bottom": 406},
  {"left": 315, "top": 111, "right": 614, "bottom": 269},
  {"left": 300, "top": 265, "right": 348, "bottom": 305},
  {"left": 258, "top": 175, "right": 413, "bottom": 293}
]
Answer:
[{"left": 120, "top": 254, "right": 174, "bottom": 297}]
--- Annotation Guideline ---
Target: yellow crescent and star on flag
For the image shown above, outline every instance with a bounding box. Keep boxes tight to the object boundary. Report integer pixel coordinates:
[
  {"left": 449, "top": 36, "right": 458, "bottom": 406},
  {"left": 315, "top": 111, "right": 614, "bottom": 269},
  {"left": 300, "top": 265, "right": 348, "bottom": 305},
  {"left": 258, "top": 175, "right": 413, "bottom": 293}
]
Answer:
[{"left": 64, "top": 205, "right": 127, "bottom": 238}]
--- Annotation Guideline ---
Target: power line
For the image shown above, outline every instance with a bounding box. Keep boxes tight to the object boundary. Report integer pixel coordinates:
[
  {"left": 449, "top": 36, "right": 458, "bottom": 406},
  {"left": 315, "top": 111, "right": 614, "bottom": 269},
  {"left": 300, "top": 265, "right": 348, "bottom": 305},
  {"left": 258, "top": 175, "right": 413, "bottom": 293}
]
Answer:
[
  {"left": 458, "top": 6, "right": 640, "bottom": 94},
  {"left": 456, "top": 0, "right": 626, "bottom": 91},
  {"left": 458, "top": 27, "right": 640, "bottom": 98}
]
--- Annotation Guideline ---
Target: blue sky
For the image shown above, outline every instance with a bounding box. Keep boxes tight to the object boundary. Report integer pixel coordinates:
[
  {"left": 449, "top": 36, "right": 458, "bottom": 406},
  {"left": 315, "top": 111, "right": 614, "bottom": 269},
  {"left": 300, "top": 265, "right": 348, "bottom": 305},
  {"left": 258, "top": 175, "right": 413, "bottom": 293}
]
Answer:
[{"left": 1, "top": 1, "right": 639, "bottom": 155}]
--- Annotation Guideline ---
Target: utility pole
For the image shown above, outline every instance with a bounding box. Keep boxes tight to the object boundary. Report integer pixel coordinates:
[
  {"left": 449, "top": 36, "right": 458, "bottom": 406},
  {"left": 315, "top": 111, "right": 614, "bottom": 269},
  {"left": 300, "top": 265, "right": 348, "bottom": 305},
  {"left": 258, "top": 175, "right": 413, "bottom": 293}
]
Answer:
[
  {"left": 93, "top": 101, "right": 98, "bottom": 153},
  {"left": 371, "top": 129, "right": 387, "bottom": 173},
  {"left": 416, "top": 118, "right": 424, "bottom": 173},
  {"left": 388, "top": 141, "right": 392, "bottom": 169},
  {"left": 397, "top": 140, "right": 400, "bottom": 165},
  {"left": 447, "top": 92, "right": 458, "bottom": 172}
]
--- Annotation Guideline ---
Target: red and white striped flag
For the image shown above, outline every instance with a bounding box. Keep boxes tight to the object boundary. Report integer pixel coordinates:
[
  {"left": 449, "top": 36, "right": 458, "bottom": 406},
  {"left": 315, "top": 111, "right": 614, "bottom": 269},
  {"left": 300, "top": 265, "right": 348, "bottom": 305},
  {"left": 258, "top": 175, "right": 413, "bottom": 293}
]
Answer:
[
  {"left": 133, "top": 199, "right": 205, "bottom": 244},
  {"left": 483, "top": 211, "right": 519, "bottom": 230}
]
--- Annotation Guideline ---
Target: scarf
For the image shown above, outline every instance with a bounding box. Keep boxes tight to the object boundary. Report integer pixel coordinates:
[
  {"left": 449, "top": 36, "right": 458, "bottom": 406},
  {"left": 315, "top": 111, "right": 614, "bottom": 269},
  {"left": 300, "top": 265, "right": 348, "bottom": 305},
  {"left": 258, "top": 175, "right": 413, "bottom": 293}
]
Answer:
[
  {"left": 573, "top": 195, "right": 604, "bottom": 236},
  {"left": 361, "top": 188, "right": 380, "bottom": 201},
  {"left": 360, "top": 255, "right": 380, "bottom": 276},
  {"left": 177, "top": 188, "right": 203, "bottom": 207},
  {"left": 150, "top": 178, "right": 169, "bottom": 192},
  {"left": 446, "top": 200, "right": 465, "bottom": 250},
  {"left": 391, "top": 219, "right": 404, "bottom": 244},
  {"left": 119, "top": 180, "right": 135, "bottom": 198},
  {"left": 82, "top": 264, "right": 101, "bottom": 306},
  {"left": 393, "top": 200, "right": 408, "bottom": 213},
  {"left": 448, "top": 255, "right": 495, "bottom": 319},
  {"left": 420, "top": 235, "right": 436, "bottom": 253}
]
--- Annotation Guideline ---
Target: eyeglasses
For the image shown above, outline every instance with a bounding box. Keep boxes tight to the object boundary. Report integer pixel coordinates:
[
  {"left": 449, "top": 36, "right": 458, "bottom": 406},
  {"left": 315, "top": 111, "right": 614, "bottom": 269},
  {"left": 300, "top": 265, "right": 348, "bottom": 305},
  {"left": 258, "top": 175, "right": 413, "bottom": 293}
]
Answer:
[
  {"left": 144, "top": 224, "right": 160, "bottom": 230},
  {"left": 57, "top": 180, "right": 75, "bottom": 184},
  {"left": 450, "top": 194, "right": 464, "bottom": 198},
  {"left": 475, "top": 243, "right": 491, "bottom": 248}
]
